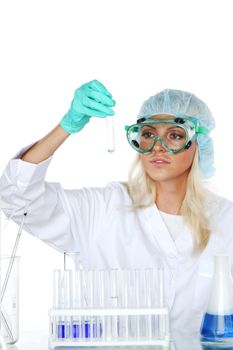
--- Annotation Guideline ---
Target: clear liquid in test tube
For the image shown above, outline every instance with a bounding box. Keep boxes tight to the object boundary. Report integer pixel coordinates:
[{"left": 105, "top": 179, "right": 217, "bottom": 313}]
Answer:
[{"left": 106, "top": 117, "right": 115, "bottom": 153}]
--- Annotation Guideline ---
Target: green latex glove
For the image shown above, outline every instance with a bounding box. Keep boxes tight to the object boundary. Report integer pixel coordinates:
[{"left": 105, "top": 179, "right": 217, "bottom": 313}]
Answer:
[{"left": 60, "top": 79, "right": 115, "bottom": 134}]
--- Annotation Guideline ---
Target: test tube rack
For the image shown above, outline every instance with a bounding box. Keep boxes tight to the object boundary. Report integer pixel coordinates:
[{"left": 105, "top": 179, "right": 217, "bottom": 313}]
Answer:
[{"left": 48, "top": 268, "right": 170, "bottom": 348}]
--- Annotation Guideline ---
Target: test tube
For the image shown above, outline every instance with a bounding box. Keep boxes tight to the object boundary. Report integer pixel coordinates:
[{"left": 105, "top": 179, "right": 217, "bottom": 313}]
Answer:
[
  {"left": 53, "top": 270, "right": 63, "bottom": 339},
  {"left": 63, "top": 270, "right": 73, "bottom": 339},
  {"left": 72, "top": 270, "right": 82, "bottom": 339},
  {"left": 55, "top": 270, "right": 71, "bottom": 339},
  {"left": 138, "top": 269, "right": 149, "bottom": 339},
  {"left": 158, "top": 267, "right": 166, "bottom": 339},
  {"left": 134, "top": 269, "right": 141, "bottom": 339},
  {"left": 103, "top": 270, "right": 111, "bottom": 340},
  {"left": 92, "top": 270, "right": 103, "bottom": 339},
  {"left": 106, "top": 117, "right": 115, "bottom": 152},
  {"left": 87, "top": 270, "right": 95, "bottom": 339},
  {"left": 145, "top": 269, "right": 153, "bottom": 339},
  {"left": 110, "top": 269, "right": 119, "bottom": 338},
  {"left": 98, "top": 270, "right": 106, "bottom": 340},
  {"left": 63, "top": 270, "right": 73, "bottom": 309},
  {"left": 120, "top": 269, "right": 129, "bottom": 340}
]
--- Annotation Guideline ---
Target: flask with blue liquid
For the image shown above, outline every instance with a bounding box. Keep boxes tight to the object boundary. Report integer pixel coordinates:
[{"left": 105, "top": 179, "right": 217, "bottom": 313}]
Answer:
[{"left": 200, "top": 255, "right": 233, "bottom": 344}]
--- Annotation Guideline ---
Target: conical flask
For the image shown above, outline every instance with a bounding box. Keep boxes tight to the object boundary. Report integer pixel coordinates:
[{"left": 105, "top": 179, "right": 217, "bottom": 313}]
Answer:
[{"left": 200, "top": 255, "right": 233, "bottom": 341}]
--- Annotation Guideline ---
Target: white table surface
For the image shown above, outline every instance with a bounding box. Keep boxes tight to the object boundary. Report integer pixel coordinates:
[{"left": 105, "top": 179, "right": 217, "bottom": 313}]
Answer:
[
  {"left": 7, "top": 331, "right": 233, "bottom": 350},
  {"left": 7, "top": 331, "right": 49, "bottom": 350},
  {"left": 7, "top": 331, "right": 170, "bottom": 350}
]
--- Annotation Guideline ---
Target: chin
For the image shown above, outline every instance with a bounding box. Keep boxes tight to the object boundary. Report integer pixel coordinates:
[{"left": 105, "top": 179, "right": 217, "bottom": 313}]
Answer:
[
  {"left": 147, "top": 172, "right": 172, "bottom": 182},
  {"left": 147, "top": 169, "right": 190, "bottom": 183}
]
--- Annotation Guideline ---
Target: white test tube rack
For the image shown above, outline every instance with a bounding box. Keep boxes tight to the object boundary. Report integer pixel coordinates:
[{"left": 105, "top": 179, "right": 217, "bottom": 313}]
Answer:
[{"left": 48, "top": 268, "right": 170, "bottom": 348}]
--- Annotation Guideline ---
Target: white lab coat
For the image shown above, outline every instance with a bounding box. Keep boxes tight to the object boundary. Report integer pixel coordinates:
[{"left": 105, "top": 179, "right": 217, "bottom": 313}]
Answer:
[{"left": 1, "top": 154, "right": 233, "bottom": 341}]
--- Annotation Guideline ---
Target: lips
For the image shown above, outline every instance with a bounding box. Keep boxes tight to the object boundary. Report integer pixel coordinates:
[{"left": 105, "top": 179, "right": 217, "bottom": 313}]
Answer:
[{"left": 150, "top": 157, "right": 170, "bottom": 164}]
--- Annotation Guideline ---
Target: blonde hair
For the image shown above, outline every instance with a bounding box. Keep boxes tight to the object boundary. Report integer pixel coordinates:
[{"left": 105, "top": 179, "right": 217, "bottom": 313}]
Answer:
[{"left": 127, "top": 149, "right": 210, "bottom": 251}]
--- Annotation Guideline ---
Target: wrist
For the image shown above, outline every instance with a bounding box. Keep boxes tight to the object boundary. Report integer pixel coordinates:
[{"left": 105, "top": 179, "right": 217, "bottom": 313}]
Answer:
[{"left": 60, "top": 112, "right": 90, "bottom": 134}]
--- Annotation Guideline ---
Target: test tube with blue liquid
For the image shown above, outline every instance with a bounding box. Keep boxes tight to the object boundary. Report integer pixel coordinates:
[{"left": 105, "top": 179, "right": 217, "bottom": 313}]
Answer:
[
  {"left": 73, "top": 269, "right": 89, "bottom": 339},
  {"left": 200, "top": 255, "right": 233, "bottom": 343},
  {"left": 85, "top": 270, "right": 95, "bottom": 339},
  {"left": 53, "top": 269, "right": 68, "bottom": 339},
  {"left": 63, "top": 253, "right": 84, "bottom": 339},
  {"left": 53, "top": 270, "right": 60, "bottom": 338},
  {"left": 57, "top": 270, "right": 72, "bottom": 339},
  {"left": 71, "top": 269, "right": 82, "bottom": 339},
  {"left": 93, "top": 270, "right": 104, "bottom": 339}
]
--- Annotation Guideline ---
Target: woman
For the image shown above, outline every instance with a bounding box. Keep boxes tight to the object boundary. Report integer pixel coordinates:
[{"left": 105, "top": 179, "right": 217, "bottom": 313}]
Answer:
[{"left": 1, "top": 79, "right": 233, "bottom": 341}]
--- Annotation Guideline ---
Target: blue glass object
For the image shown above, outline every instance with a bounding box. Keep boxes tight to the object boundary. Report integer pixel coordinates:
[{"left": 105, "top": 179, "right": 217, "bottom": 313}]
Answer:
[
  {"left": 200, "top": 256, "right": 233, "bottom": 348},
  {"left": 71, "top": 320, "right": 103, "bottom": 338},
  {"left": 57, "top": 321, "right": 70, "bottom": 339},
  {"left": 201, "top": 313, "right": 233, "bottom": 340},
  {"left": 72, "top": 322, "right": 82, "bottom": 338}
]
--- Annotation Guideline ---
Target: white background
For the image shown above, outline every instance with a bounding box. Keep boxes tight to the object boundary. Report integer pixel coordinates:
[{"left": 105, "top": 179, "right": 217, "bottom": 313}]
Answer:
[{"left": 0, "top": 0, "right": 233, "bottom": 333}]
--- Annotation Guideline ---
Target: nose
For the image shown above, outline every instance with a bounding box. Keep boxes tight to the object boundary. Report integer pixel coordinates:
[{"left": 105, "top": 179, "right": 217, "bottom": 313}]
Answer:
[{"left": 152, "top": 138, "right": 166, "bottom": 153}]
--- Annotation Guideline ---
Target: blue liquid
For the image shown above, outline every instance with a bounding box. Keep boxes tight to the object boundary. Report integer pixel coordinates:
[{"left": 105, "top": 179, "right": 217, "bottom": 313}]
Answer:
[
  {"left": 72, "top": 321, "right": 98, "bottom": 338},
  {"left": 57, "top": 320, "right": 103, "bottom": 339},
  {"left": 83, "top": 321, "right": 100, "bottom": 338},
  {"left": 57, "top": 322, "right": 70, "bottom": 339},
  {"left": 72, "top": 323, "right": 82, "bottom": 338},
  {"left": 201, "top": 313, "right": 233, "bottom": 340}
]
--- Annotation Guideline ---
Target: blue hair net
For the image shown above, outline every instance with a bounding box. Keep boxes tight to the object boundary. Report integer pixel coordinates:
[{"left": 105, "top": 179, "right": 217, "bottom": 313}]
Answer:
[{"left": 138, "top": 89, "right": 216, "bottom": 178}]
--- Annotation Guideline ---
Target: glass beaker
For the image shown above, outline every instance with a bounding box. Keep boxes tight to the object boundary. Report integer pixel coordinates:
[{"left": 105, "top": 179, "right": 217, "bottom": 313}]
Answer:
[
  {"left": 200, "top": 255, "right": 233, "bottom": 342},
  {"left": 0, "top": 256, "right": 20, "bottom": 344}
]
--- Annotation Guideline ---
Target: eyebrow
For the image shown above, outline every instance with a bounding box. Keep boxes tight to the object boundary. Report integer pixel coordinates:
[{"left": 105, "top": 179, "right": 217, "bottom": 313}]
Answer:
[{"left": 141, "top": 125, "right": 184, "bottom": 131}]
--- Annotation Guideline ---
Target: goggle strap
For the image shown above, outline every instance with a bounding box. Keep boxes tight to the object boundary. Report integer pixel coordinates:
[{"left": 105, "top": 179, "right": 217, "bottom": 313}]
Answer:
[
  {"left": 195, "top": 125, "right": 208, "bottom": 135},
  {"left": 137, "top": 117, "right": 146, "bottom": 123}
]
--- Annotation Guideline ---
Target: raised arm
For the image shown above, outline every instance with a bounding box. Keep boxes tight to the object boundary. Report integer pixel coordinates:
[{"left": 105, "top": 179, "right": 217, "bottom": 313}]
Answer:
[
  {"left": 0, "top": 79, "right": 116, "bottom": 252},
  {"left": 21, "top": 124, "right": 69, "bottom": 163},
  {"left": 21, "top": 79, "right": 115, "bottom": 164}
]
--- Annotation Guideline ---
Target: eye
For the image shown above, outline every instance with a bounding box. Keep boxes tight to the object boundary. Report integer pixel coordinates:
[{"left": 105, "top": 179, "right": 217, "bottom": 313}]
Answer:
[
  {"left": 141, "top": 130, "right": 156, "bottom": 139},
  {"left": 168, "top": 131, "right": 185, "bottom": 140}
]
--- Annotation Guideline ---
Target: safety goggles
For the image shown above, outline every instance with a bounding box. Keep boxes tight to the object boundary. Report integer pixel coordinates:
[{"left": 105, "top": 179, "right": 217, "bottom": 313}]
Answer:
[{"left": 125, "top": 116, "right": 207, "bottom": 154}]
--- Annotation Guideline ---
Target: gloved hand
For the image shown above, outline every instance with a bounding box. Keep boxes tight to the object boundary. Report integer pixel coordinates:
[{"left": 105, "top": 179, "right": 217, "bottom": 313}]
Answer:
[{"left": 60, "top": 79, "right": 116, "bottom": 134}]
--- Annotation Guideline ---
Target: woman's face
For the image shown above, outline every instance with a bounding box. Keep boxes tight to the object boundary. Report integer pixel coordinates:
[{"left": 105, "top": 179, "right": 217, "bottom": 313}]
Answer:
[{"left": 139, "top": 115, "right": 197, "bottom": 184}]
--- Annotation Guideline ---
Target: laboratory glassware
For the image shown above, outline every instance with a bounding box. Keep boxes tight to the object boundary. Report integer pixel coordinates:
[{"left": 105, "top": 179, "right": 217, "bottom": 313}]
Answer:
[
  {"left": 0, "top": 211, "right": 26, "bottom": 345},
  {"left": 0, "top": 256, "right": 20, "bottom": 344},
  {"left": 49, "top": 266, "right": 170, "bottom": 348},
  {"left": 200, "top": 255, "right": 233, "bottom": 343},
  {"left": 106, "top": 117, "right": 115, "bottom": 152}
]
